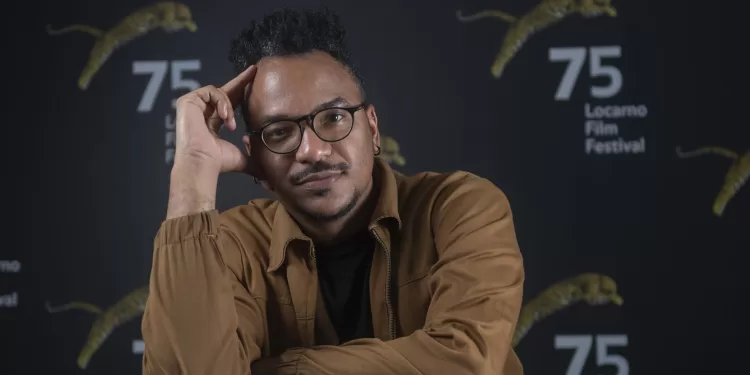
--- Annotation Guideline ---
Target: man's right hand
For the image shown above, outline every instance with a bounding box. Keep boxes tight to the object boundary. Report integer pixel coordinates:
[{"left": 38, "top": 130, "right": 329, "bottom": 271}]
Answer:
[
  {"left": 166, "top": 65, "right": 258, "bottom": 219},
  {"left": 174, "top": 65, "right": 258, "bottom": 173}
]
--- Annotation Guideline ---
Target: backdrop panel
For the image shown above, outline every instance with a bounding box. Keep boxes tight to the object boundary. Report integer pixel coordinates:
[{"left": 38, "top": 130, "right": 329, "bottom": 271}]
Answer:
[{"left": 1, "top": 0, "right": 745, "bottom": 374}]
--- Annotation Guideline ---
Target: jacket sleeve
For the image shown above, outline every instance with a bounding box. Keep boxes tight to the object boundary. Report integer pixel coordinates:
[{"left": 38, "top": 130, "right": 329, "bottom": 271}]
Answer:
[
  {"left": 141, "top": 210, "right": 266, "bottom": 374},
  {"left": 257, "top": 175, "right": 525, "bottom": 375}
]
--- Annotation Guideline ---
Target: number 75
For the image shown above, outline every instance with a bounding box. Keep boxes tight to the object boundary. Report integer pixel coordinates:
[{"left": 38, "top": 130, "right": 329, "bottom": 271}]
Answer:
[
  {"left": 132, "top": 60, "right": 202, "bottom": 113},
  {"left": 549, "top": 46, "right": 623, "bottom": 101},
  {"left": 555, "top": 334, "right": 629, "bottom": 375}
]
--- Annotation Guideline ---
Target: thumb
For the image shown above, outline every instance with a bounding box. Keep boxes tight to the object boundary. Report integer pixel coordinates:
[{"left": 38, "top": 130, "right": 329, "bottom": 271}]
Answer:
[{"left": 219, "top": 140, "right": 251, "bottom": 174}]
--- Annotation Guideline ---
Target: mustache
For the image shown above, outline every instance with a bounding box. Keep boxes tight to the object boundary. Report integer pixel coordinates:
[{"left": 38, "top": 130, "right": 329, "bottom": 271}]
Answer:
[{"left": 290, "top": 161, "right": 350, "bottom": 185}]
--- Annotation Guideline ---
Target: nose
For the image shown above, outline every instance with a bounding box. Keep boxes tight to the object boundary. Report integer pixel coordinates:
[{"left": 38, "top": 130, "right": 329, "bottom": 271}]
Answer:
[{"left": 294, "top": 124, "right": 331, "bottom": 163}]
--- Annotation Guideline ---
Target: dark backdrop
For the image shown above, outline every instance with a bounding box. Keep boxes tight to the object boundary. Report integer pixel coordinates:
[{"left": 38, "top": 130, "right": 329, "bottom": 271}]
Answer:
[{"left": 1, "top": 0, "right": 745, "bottom": 374}]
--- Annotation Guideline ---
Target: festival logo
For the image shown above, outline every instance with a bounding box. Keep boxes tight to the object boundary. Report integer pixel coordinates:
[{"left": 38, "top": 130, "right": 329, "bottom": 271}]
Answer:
[
  {"left": 45, "top": 271, "right": 622, "bottom": 369},
  {"left": 46, "top": 1, "right": 197, "bottom": 90},
  {"left": 456, "top": 0, "right": 617, "bottom": 79},
  {"left": 676, "top": 146, "right": 749, "bottom": 217},
  {"left": 512, "top": 272, "right": 623, "bottom": 346},
  {"left": 45, "top": 287, "right": 149, "bottom": 369},
  {"left": 456, "top": 1, "right": 641, "bottom": 159}
]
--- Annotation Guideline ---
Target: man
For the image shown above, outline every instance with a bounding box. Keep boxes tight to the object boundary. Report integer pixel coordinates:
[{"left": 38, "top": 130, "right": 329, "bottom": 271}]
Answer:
[{"left": 141, "top": 6, "right": 524, "bottom": 375}]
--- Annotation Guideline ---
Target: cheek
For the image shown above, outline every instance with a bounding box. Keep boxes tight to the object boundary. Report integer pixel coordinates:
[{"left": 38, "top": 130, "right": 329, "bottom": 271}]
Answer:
[
  {"left": 336, "top": 139, "right": 374, "bottom": 184},
  {"left": 259, "top": 154, "right": 291, "bottom": 183},
  {"left": 338, "top": 128, "right": 374, "bottom": 164}
]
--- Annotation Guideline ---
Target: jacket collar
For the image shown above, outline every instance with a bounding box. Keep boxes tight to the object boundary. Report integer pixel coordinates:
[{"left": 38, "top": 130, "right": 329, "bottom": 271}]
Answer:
[{"left": 267, "top": 158, "right": 402, "bottom": 272}]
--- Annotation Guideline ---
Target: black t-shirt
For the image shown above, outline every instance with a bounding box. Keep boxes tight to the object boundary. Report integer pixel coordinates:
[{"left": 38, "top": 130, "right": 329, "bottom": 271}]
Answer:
[{"left": 315, "top": 231, "right": 375, "bottom": 343}]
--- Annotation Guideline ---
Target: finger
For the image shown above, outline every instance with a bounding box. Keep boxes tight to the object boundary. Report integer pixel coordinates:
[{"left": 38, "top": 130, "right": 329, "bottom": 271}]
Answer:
[
  {"left": 222, "top": 65, "right": 257, "bottom": 109},
  {"left": 193, "top": 86, "right": 235, "bottom": 133}
]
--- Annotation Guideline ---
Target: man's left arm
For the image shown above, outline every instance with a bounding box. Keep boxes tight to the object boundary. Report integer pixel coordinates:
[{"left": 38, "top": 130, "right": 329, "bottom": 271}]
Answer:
[{"left": 255, "top": 175, "right": 524, "bottom": 375}]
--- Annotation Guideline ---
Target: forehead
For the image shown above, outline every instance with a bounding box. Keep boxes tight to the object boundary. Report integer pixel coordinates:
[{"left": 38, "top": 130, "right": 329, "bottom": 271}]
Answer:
[{"left": 247, "top": 51, "right": 361, "bottom": 125}]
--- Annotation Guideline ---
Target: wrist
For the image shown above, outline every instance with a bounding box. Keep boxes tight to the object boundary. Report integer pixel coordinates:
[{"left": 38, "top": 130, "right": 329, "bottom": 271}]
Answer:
[{"left": 166, "top": 162, "right": 220, "bottom": 220}]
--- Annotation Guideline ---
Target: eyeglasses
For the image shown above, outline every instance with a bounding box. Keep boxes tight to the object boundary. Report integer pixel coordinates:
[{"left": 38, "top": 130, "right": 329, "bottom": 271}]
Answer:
[{"left": 248, "top": 103, "right": 366, "bottom": 154}]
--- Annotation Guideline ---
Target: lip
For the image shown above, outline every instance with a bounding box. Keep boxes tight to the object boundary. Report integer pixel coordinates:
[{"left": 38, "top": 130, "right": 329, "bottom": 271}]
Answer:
[{"left": 295, "top": 171, "right": 342, "bottom": 188}]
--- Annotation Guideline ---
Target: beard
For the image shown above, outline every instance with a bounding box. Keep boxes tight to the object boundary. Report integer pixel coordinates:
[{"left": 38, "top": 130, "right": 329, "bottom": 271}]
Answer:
[{"left": 293, "top": 187, "right": 361, "bottom": 222}]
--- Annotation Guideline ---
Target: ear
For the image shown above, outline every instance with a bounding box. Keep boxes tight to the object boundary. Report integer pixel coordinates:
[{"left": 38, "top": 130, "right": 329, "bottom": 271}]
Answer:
[
  {"left": 242, "top": 134, "right": 252, "bottom": 157},
  {"left": 260, "top": 180, "right": 273, "bottom": 192},
  {"left": 365, "top": 104, "right": 380, "bottom": 151},
  {"left": 242, "top": 134, "right": 266, "bottom": 182}
]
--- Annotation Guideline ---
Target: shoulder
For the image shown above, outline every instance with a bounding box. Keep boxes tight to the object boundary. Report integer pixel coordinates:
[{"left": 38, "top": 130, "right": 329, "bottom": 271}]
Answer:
[
  {"left": 217, "top": 198, "right": 278, "bottom": 235},
  {"left": 394, "top": 169, "right": 511, "bottom": 214},
  {"left": 393, "top": 169, "right": 514, "bottom": 246}
]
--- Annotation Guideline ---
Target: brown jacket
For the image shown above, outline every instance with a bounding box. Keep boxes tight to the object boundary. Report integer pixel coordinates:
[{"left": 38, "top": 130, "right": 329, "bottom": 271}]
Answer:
[{"left": 141, "top": 158, "right": 525, "bottom": 375}]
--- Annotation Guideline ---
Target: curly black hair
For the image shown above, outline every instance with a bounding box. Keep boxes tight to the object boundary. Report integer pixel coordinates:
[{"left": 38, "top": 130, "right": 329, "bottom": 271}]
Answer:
[{"left": 228, "top": 6, "right": 365, "bottom": 123}]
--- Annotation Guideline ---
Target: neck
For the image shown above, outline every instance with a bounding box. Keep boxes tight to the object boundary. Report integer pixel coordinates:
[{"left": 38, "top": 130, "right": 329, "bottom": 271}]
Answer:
[{"left": 293, "top": 175, "right": 379, "bottom": 246}]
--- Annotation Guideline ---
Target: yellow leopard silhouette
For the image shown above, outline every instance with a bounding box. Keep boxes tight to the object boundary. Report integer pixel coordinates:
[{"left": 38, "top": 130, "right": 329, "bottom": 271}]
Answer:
[
  {"left": 513, "top": 272, "right": 622, "bottom": 346},
  {"left": 46, "top": 273, "right": 620, "bottom": 367},
  {"left": 457, "top": 0, "right": 617, "bottom": 78},
  {"left": 46, "top": 1, "right": 197, "bottom": 90},
  {"left": 378, "top": 135, "right": 406, "bottom": 166},
  {"left": 45, "top": 286, "right": 150, "bottom": 369},
  {"left": 676, "top": 146, "right": 750, "bottom": 217}
]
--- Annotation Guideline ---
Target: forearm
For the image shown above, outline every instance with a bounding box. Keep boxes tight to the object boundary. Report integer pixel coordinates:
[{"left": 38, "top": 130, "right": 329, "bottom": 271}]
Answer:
[
  {"left": 251, "top": 338, "right": 419, "bottom": 375},
  {"left": 165, "top": 161, "right": 219, "bottom": 219},
  {"left": 142, "top": 211, "right": 260, "bottom": 374},
  {"left": 253, "top": 325, "right": 515, "bottom": 375}
]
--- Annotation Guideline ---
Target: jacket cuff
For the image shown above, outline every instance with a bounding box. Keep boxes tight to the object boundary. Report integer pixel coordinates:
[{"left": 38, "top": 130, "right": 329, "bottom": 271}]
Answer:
[
  {"left": 280, "top": 348, "right": 306, "bottom": 373},
  {"left": 154, "top": 210, "right": 220, "bottom": 247},
  {"left": 250, "top": 350, "right": 304, "bottom": 374}
]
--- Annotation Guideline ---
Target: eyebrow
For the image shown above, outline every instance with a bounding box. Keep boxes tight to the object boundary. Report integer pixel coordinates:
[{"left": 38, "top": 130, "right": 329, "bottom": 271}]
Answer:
[{"left": 257, "top": 97, "right": 353, "bottom": 127}]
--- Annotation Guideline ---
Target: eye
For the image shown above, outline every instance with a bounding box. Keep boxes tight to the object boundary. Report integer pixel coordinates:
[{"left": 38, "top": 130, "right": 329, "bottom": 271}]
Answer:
[
  {"left": 327, "top": 113, "right": 344, "bottom": 122},
  {"left": 264, "top": 122, "right": 297, "bottom": 140},
  {"left": 268, "top": 128, "right": 287, "bottom": 137}
]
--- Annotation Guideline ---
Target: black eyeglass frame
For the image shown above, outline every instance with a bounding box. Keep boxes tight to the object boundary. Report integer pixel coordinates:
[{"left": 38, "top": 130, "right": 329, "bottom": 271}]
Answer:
[{"left": 247, "top": 102, "right": 367, "bottom": 155}]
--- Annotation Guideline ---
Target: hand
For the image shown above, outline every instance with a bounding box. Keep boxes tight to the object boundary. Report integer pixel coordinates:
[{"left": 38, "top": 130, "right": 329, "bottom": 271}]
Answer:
[
  {"left": 173, "top": 65, "right": 257, "bottom": 174},
  {"left": 165, "top": 65, "right": 257, "bottom": 220}
]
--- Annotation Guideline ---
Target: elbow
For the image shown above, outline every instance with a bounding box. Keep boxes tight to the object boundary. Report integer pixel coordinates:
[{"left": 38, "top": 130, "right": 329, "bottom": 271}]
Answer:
[
  {"left": 141, "top": 340, "right": 182, "bottom": 375},
  {"left": 140, "top": 315, "right": 179, "bottom": 374},
  {"left": 141, "top": 349, "right": 171, "bottom": 375},
  {"left": 140, "top": 308, "right": 193, "bottom": 375},
  {"left": 429, "top": 321, "right": 515, "bottom": 375},
  {"left": 456, "top": 341, "right": 514, "bottom": 375},
  {"left": 140, "top": 316, "right": 251, "bottom": 375}
]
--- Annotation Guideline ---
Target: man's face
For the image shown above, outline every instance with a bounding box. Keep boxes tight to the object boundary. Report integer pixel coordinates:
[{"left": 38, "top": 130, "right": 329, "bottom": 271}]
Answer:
[{"left": 244, "top": 51, "right": 379, "bottom": 222}]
